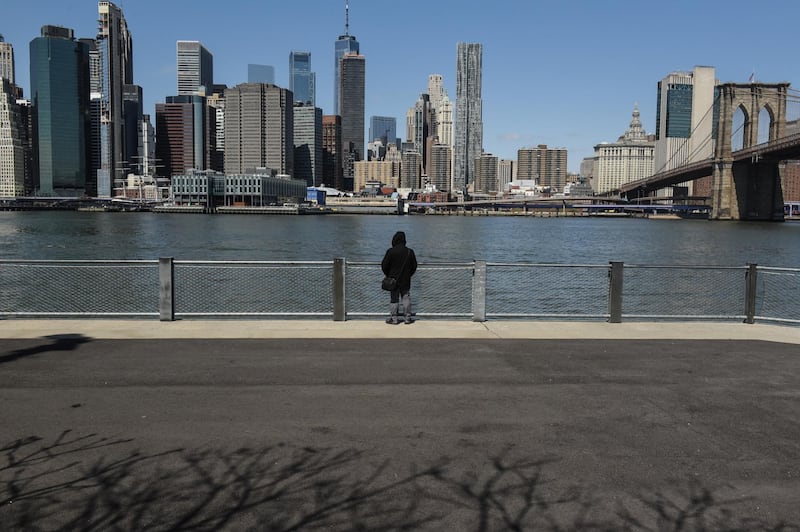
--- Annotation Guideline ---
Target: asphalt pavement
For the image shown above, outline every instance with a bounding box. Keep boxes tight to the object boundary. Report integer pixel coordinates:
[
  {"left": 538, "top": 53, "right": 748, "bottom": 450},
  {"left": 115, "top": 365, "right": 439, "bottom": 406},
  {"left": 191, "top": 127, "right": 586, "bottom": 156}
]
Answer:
[{"left": 1, "top": 319, "right": 799, "bottom": 530}]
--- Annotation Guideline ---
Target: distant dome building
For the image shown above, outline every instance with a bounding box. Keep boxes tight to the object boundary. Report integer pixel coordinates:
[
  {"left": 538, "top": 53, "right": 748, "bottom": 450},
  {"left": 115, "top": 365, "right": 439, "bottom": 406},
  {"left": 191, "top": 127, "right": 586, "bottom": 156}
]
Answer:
[{"left": 591, "top": 104, "right": 655, "bottom": 194}]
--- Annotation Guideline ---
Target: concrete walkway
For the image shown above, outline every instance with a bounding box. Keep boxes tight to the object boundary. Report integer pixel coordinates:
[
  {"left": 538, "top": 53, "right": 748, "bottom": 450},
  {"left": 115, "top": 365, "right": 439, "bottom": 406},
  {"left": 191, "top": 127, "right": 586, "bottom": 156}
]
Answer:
[
  {"left": 1, "top": 320, "right": 799, "bottom": 530},
  {"left": 1, "top": 318, "right": 799, "bottom": 342}
]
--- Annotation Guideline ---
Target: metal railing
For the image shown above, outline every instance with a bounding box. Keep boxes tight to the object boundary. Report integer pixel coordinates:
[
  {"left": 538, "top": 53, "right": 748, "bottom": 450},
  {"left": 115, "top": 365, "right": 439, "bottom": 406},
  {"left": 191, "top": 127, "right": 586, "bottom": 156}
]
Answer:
[{"left": 0, "top": 259, "right": 797, "bottom": 325}]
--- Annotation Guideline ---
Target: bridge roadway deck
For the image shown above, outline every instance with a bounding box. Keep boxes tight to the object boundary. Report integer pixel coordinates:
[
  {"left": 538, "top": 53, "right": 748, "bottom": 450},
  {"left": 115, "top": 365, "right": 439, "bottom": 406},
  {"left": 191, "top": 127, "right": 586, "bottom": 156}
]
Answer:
[{"left": 1, "top": 320, "right": 799, "bottom": 530}]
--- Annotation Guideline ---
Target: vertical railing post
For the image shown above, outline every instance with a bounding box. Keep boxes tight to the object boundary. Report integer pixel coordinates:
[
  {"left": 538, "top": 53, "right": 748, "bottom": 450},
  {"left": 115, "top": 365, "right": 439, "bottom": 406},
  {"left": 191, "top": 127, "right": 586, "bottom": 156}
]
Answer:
[
  {"left": 608, "top": 261, "right": 623, "bottom": 323},
  {"left": 472, "top": 260, "right": 487, "bottom": 322},
  {"left": 159, "top": 257, "right": 175, "bottom": 321},
  {"left": 744, "top": 263, "right": 758, "bottom": 324},
  {"left": 333, "top": 257, "right": 346, "bottom": 321}
]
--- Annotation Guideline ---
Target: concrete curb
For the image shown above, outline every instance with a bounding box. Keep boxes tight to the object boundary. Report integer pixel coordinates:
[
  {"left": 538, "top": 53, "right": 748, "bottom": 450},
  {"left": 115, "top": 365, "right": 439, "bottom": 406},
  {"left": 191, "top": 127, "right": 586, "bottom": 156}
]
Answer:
[{"left": 0, "top": 319, "right": 798, "bottom": 344}]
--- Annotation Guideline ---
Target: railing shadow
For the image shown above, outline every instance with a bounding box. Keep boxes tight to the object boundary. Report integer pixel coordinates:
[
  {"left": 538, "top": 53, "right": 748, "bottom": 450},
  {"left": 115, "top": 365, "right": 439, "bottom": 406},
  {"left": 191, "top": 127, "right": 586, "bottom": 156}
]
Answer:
[
  {"left": 1, "top": 432, "right": 796, "bottom": 531},
  {"left": 0, "top": 334, "right": 91, "bottom": 365}
]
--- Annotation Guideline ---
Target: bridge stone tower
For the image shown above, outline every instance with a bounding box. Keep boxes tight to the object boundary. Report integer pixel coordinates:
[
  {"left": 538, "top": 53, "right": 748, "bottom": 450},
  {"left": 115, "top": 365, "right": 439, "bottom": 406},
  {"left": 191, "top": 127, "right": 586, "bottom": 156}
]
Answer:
[{"left": 711, "top": 82, "right": 789, "bottom": 220}]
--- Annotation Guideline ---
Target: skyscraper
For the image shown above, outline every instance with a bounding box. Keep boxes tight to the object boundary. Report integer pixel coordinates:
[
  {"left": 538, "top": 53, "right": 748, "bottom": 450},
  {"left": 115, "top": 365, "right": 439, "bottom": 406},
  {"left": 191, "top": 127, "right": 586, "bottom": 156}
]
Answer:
[
  {"left": 0, "top": 35, "right": 15, "bottom": 84},
  {"left": 123, "top": 84, "right": 143, "bottom": 176},
  {"left": 339, "top": 52, "right": 365, "bottom": 190},
  {"left": 224, "top": 83, "right": 293, "bottom": 176},
  {"left": 96, "top": 0, "right": 134, "bottom": 197},
  {"left": 247, "top": 64, "right": 274, "bottom": 84},
  {"left": 333, "top": 1, "right": 359, "bottom": 116},
  {"left": 654, "top": 66, "right": 717, "bottom": 174},
  {"left": 322, "top": 114, "right": 343, "bottom": 189},
  {"left": 407, "top": 93, "right": 434, "bottom": 175},
  {"left": 293, "top": 104, "right": 323, "bottom": 186},
  {"left": 289, "top": 51, "right": 315, "bottom": 106},
  {"left": 155, "top": 95, "right": 209, "bottom": 178},
  {"left": 29, "top": 25, "right": 91, "bottom": 196},
  {"left": 369, "top": 116, "right": 396, "bottom": 145},
  {"left": 0, "top": 78, "right": 25, "bottom": 196},
  {"left": 454, "top": 42, "right": 482, "bottom": 195},
  {"left": 177, "top": 41, "right": 213, "bottom": 96}
]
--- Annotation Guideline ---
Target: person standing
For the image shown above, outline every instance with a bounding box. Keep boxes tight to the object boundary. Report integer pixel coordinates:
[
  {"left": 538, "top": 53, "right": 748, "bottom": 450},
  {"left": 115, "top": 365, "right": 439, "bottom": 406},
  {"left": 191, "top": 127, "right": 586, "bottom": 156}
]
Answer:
[{"left": 381, "top": 231, "right": 418, "bottom": 324}]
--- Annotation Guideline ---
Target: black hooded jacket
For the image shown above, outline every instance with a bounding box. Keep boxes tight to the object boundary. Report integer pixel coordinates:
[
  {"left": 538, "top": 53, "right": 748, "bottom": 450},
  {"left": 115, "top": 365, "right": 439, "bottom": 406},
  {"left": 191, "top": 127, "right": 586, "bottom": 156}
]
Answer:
[{"left": 381, "top": 231, "right": 418, "bottom": 291}]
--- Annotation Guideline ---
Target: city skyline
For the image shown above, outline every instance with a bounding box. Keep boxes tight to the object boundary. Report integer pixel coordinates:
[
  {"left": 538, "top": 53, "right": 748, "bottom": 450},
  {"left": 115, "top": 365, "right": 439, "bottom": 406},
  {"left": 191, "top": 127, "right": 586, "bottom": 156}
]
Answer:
[{"left": 2, "top": 0, "right": 799, "bottom": 173}]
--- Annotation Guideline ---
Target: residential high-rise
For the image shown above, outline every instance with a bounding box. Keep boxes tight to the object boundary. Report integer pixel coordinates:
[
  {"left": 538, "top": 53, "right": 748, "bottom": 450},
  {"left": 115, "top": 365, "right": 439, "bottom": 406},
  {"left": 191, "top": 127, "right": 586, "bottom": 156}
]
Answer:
[
  {"left": 322, "top": 114, "right": 343, "bottom": 189},
  {"left": 155, "top": 95, "right": 210, "bottom": 178},
  {"left": 289, "top": 51, "right": 315, "bottom": 106},
  {"left": 592, "top": 104, "right": 655, "bottom": 195},
  {"left": 0, "top": 35, "right": 14, "bottom": 84},
  {"left": 96, "top": 1, "right": 134, "bottom": 197},
  {"left": 369, "top": 116, "right": 396, "bottom": 146},
  {"left": 654, "top": 66, "right": 717, "bottom": 196},
  {"left": 517, "top": 145, "right": 568, "bottom": 193},
  {"left": 224, "top": 83, "right": 293, "bottom": 176},
  {"left": 474, "top": 153, "right": 498, "bottom": 194},
  {"left": 400, "top": 150, "right": 421, "bottom": 189},
  {"left": 247, "top": 64, "right": 274, "bottom": 84},
  {"left": 0, "top": 78, "right": 25, "bottom": 196},
  {"left": 29, "top": 25, "right": 91, "bottom": 196},
  {"left": 177, "top": 41, "right": 213, "bottom": 96},
  {"left": 339, "top": 52, "right": 365, "bottom": 190},
  {"left": 454, "top": 42, "right": 483, "bottom": 195},
  {"left": 293, "top": 104, "right": 323, "bottom": 186},
  {"left": 333, "top": 1, "right": 359, "bottom": 115},
  {"left": 429, "top": 143, "right": 452, "bottom": 193}
]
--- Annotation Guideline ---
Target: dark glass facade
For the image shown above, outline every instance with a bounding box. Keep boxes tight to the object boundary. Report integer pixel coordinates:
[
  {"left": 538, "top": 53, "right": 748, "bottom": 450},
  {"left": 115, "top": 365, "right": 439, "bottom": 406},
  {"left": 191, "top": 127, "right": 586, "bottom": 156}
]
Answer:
[
  {"left": 29, "top": 27, "right": 90, "bottom": 195},
  {"left": 665, "top": 84, "right": 692, "bottom": 138}
]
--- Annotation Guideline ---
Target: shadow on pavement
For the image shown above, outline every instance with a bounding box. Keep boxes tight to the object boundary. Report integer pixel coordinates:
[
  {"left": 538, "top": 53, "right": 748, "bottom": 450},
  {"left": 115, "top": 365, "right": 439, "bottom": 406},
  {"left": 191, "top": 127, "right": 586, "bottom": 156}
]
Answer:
[
  {"left": 0, "top": 334, "right": 91, "bottom": 365},
  {"left": 0, "top": 431, "right": 796, "bottom": 531}
]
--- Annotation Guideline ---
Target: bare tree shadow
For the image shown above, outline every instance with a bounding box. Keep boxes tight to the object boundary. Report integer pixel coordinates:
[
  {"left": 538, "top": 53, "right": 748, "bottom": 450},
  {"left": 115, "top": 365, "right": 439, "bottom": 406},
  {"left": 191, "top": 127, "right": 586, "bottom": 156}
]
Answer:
[
  {"left": 0, "top": 334, "right": 91, "bottom": 364},
  {"left": 1, "top": 434, "right": 797, "bottom": 531}
]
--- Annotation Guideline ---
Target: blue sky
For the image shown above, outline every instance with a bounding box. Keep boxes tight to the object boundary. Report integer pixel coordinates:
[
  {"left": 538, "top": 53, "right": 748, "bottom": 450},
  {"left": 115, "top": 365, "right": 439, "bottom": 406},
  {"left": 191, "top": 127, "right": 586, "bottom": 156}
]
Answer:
[{"left": 3, "top": 0, "right": 799, "bottom": 172}]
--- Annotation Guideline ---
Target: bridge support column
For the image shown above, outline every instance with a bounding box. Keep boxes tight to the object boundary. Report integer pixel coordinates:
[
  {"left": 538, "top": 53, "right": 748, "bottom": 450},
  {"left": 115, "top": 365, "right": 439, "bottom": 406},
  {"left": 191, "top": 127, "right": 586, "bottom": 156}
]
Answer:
[
  {"left": 713, "top": 159, "right": 785, "bottom": 221},
  {"left": 711, "top": 160, "right": 737, "bottom": 220}
]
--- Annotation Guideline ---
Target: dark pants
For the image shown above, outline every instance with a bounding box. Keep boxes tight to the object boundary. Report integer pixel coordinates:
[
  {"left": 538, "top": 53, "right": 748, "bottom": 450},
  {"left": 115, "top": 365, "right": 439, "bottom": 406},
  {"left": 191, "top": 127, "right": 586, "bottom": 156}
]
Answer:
[{"left": 390, "top": 288, "right": 411, "bottom": 318}]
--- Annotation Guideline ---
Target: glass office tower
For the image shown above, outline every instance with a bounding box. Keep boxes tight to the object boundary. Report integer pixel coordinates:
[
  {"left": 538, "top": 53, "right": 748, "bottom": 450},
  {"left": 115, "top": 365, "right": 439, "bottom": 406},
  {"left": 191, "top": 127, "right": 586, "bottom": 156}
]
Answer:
[
  {"left": 29, "top": 26, "right": 91, "bottom": 196},
  {"left": 289, "top": 51, "right": 315, "bottom": 106}
]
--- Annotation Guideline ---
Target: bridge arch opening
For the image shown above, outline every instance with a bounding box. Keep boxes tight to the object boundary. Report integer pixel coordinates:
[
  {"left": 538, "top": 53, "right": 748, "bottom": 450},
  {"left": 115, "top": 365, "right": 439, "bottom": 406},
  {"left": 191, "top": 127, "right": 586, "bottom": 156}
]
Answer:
[
  {"left": 731, "top": 105, "right": 748, "bottom": 151},
  {"left": 757, "top": 105, "right": 775, "bottom": 144}
]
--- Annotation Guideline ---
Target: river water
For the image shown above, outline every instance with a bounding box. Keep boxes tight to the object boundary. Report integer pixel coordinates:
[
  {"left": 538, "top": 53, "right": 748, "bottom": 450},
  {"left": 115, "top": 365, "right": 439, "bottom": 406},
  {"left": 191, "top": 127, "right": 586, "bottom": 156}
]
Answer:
[{"left": 1, "top": 211, "right": 798, "bottom": 267}]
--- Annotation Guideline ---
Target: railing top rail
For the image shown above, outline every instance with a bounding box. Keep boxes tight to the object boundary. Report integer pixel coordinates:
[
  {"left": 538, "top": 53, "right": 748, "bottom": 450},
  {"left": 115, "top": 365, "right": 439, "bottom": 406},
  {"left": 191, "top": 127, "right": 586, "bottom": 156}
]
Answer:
[
  {"left": 757, "top": 266, "right": 800, "bottom": 273},
  {"left": 348, "top": 261, "right": 475, "bottom": 267},
  {"left": 624, "top": 264, "right": 748, "bottom": 270},
  {"left": 0, "top": 259, "right": 159, "bottom": 265},
  {"left": 487, "top": 262, "right": 608, "bottom": 268},
  {"left": 174, "top": 260, "right": 332, "bottom": 266}
]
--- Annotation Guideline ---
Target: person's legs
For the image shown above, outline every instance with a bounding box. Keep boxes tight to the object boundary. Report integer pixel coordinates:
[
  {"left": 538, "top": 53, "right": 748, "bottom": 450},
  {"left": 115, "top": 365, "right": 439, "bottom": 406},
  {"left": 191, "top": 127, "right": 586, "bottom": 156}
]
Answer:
[
  {"left": 386, "top": 289, "right": 400, "bottom": 324},
  {"left": 402, "top": 291, "right": 413, "bottom": 324}
]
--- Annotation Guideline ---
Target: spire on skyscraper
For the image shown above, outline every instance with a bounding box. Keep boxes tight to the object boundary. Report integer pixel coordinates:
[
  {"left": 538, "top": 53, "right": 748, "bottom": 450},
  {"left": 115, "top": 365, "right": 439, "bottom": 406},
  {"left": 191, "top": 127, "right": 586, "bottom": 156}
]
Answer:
[
  {"left": 623, "top": 103, "right": 647, "bottom": 142},
  {"left": 345, "top": 0, "right": 350, "bottom": 36}
]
